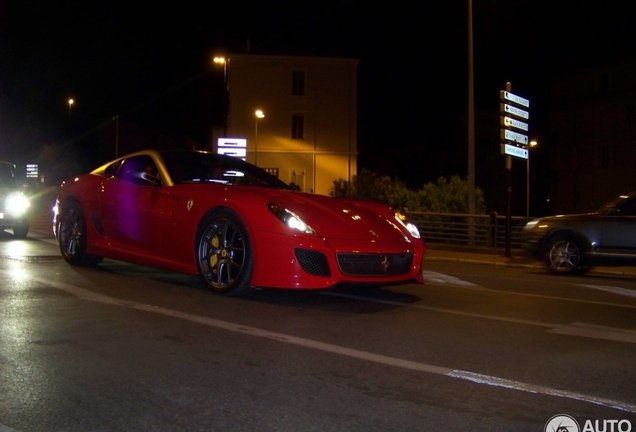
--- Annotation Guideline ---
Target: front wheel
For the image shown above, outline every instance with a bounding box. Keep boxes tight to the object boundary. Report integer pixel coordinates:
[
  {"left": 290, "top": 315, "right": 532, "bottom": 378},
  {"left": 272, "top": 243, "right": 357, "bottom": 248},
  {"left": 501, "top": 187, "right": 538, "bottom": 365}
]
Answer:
[
  {"left": 12, "top": 221, "right": 29, "bottom": 238},
  {"left": 196, "top": 210, "right": 254, "bottom": 296},
  {"left": 58, "top": 200, "right": 103, "bottom": 266},
  {"left": 545, "top": 237, "right": 588, "bottom": 274}
]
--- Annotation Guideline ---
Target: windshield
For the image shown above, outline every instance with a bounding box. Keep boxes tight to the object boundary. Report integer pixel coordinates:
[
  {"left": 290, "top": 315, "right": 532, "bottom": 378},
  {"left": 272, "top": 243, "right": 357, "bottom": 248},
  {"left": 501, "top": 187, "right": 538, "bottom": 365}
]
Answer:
[
  {"left": 160, "top": 150, "right": 294, "bottom": 190},
  {"left": 600, "top": 192, "right": 636, "bottom": 210},
  {"left": 0, "top": 164, "right": 17, "bottom": 188}
]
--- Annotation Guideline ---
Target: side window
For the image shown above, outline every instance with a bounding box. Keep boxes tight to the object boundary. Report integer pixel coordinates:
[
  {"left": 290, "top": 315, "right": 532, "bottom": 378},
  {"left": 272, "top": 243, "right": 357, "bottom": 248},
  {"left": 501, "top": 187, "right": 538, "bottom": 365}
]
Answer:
[
  {"left": 115, "top": 156, "right": 158, "bottom": 186},
  {"left": 104, "top": 160, "right": 123, "bottom": 178},
  {"left": 617, "top": 198, "right": 636, "bottom": 216}
]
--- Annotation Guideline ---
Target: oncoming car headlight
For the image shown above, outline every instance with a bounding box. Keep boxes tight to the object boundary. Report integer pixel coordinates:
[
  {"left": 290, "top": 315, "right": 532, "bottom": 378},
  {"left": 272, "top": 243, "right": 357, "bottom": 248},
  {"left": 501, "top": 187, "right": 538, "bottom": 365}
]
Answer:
[
  {"left": 394, "top": 211, "right": 420, "bottom": 239},
  {"left": 5, "top": 193, "right": 30, "bottom": 217},
  {"left": 267, "top": 202, "right": 315, "bottom": 234}
]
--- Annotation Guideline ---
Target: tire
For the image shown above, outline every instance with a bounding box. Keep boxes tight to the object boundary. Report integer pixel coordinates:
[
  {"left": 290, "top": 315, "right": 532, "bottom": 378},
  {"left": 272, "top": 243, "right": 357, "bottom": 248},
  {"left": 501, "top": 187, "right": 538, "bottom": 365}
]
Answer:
[
  {"left": 12, "top": 221, "right": 29, "bottom": 238},
  {"left": 196, "top": 210, "right": 254, "bottom": 296},
  {"left": 545, "top": 237, "right": 588, "bottom": 275},
  {"left": 58, "top": 200, "right": 103, "bottom": 266}
]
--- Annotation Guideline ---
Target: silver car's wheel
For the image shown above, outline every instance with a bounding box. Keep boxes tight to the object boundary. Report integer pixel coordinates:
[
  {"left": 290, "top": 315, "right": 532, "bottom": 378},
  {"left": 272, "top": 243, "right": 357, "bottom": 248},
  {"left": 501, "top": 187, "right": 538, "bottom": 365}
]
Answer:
[
  {"left": 196, "top": 210, "right": 253, "bottom": 296},
  {"left": 546, "top": 238, "right": 587, "bottom": 274},
  {"left": 58, "top": 201, "right": 102, "bottom": 266}
]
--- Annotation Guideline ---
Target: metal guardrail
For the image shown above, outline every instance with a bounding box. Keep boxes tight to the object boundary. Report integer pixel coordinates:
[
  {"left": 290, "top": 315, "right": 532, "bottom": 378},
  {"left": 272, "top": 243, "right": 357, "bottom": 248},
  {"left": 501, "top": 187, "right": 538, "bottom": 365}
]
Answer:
[{"left": 404, "top": 211, "right": 531, "bottom": 252}]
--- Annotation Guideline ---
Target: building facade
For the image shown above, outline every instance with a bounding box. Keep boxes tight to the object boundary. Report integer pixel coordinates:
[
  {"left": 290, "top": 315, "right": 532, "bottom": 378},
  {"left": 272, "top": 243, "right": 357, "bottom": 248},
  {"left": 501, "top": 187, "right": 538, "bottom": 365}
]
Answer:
[
  {"left": 549, "top": 58, "right": 636, "bottom": 214},
  {"left": 217, "top": 53, "right": 359, "bottom": 195}
]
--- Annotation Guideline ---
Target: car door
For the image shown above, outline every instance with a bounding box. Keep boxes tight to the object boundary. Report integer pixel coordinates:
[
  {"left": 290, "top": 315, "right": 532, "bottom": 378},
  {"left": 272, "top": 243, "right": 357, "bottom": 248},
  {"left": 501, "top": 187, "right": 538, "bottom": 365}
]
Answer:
[
  {"left": 98, "top": 155, "right": 162, "bottom": 255},
  {"left": 600, "top": 196, "right": 636, "bottom": 256}
]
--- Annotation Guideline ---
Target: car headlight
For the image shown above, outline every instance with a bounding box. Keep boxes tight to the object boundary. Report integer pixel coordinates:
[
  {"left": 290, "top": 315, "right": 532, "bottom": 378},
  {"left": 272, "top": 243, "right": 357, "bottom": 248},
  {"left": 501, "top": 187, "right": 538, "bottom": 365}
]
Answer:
[
  {"left": 5, "top": 193, "right": 30, "bottom": 216},
  {"left": 394, "top": 211, "right": 420, "bottom": 239},
  {"left": 523, "top": 220, "right": 539, "bottom": 230},
  {"left": 267, "top": 202, "right": 315, "bottom": 234}
]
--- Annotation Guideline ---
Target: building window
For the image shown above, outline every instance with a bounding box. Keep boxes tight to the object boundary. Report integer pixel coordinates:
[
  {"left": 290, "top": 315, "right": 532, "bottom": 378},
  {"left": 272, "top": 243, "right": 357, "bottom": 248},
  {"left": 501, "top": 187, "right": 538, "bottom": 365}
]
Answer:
[
  {"left": 291, "top": 114, "right": 305, "bottom": 139},
  {"left": 292, "top": 71, "right": 305, "bottom": 96}
]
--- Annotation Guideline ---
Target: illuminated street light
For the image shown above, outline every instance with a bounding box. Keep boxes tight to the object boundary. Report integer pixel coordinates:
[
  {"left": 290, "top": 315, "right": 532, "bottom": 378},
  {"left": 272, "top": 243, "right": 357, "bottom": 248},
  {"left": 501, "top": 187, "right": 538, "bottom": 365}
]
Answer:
[
  {"left": 213, "top": 56, "right": 229, "bottom": 136},
  {"left": 254, "top": 109, "right": 265, "bottom": 165},
  {"left": 527, "top": 140, "right": 538, "bottom": 218},
  {"left": 68, "top": 98, "right": 74, "bottom": 120},
  {"left": 213, "top": 56, "right": 227, "bottom": 81}
]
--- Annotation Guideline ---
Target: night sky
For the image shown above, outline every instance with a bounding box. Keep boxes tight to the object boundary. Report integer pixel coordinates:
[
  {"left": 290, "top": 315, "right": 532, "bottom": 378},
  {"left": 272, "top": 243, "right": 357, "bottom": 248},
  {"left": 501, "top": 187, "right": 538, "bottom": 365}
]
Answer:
[{"left": 1, "top": 1, "right": 634, "bottom": 187}]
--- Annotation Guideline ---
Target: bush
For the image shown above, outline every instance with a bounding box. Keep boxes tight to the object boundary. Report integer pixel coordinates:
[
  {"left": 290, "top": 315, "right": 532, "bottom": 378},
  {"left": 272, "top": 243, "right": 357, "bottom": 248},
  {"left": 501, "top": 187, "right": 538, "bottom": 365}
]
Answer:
[{"left": 330, "top": 170, "right": 485, "bottom": 214}]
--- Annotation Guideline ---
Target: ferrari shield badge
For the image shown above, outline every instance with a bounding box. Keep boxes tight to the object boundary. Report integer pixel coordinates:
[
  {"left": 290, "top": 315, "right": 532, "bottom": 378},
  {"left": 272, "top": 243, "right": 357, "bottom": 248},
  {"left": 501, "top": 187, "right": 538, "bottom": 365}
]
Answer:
[{"left": 187, "top": 199, "right": 194, "bottom": 211}]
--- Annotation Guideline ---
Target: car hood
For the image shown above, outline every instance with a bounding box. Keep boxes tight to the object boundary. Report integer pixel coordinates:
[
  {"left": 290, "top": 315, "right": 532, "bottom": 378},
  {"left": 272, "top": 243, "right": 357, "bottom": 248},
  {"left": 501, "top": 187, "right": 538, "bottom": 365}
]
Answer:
[
  {"left": 534, "top": 212, "right": 599, "bottom": 223},
  {"left": 263, "top": 190, "right": 414, "bottom": 242}
]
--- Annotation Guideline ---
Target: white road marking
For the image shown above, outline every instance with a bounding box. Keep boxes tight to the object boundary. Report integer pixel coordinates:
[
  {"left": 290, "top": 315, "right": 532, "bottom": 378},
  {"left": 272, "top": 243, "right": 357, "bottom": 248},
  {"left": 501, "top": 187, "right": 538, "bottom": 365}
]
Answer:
[
  {"left": 422, "top": 270, "right": 478, "bottom": 287},
  {"left": 578, "top": 283, "right": 636, "bottom": 299},
  {"left": 325, "top": 291, "right": 636, "bottom": 344},
  {"left": 423, "top": 270, "right": 636, "bottom": 309},
  {"left": 549, "top": 322, "right": 636, "bottom": 344},
  {"left": 4, "top": 269, "right": 636, "bottom": 414}
]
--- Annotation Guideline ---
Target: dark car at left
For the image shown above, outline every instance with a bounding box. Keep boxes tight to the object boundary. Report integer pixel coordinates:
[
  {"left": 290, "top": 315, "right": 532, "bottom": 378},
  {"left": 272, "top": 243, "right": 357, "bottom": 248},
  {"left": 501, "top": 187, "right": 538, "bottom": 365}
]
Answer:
[{"left": 0, "top": 161, "right": 30, "bottom": 238}]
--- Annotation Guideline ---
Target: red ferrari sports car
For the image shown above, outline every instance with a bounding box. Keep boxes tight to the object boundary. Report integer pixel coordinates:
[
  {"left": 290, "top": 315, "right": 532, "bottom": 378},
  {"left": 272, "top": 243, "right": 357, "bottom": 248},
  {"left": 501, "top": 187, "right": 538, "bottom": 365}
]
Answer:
[{"left": 53, "top": 149, "right": 425, "bottom": 296}]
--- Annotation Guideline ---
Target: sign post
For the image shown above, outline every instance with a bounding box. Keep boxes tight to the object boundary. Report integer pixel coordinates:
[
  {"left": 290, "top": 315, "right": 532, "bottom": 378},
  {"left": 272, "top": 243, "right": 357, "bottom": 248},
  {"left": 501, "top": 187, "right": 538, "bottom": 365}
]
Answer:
[{"left": 499, "top": 83, "right": 531, "bottom": 256}]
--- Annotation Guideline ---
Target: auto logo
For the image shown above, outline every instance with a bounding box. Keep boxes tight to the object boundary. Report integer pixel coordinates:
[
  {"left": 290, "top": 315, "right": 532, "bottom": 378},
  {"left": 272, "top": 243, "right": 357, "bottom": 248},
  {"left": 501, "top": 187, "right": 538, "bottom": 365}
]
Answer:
[
  {"left": 187, "top": 200, "right": 194, "bottom": 211},
  {"left": 381, "top": 255, "right": 390, "bottom": 272}
]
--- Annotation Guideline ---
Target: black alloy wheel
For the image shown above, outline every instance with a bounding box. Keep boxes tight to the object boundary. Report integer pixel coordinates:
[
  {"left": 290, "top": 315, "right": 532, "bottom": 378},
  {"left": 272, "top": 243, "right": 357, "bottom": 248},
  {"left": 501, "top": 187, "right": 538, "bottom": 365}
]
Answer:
[
  {"left": 196, "top": 210, "right": 254, "bottom": 296},
  {"left": 58, "top": 201, "right": 102, "bottom": 266}
]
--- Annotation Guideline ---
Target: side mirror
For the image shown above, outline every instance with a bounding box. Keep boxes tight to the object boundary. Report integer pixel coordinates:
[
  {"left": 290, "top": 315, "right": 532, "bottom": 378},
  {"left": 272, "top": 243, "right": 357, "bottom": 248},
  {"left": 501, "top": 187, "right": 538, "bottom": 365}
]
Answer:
[{"left": 140, "top": 172, "right": 161, "bottom": 187}]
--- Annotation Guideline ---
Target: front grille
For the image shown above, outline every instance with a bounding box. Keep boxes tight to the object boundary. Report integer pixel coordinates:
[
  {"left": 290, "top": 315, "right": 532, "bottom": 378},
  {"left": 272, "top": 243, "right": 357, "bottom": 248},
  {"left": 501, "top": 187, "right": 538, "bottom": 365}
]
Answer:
[
  {"left": 337, "top": 253, "right": 414, "bottom": 276},
  {"left": 294, "top": 248, "right": 331, "bottom": 277}
]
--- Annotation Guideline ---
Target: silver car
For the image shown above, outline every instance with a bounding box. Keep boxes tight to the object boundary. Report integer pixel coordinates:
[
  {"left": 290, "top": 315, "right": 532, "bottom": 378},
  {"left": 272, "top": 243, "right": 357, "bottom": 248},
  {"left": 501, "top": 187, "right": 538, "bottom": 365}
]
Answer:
[{"left": 522, "top": 192, "right": 636, "bottom": 274}]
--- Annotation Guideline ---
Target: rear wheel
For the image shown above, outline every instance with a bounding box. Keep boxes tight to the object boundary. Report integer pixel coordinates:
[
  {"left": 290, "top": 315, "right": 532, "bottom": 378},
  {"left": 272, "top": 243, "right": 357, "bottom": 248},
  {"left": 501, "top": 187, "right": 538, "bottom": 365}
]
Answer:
[
  {"left": 196, "top": 210, "right": 253, "bottom": 296},
  {"left": 58, "top": 200, "right": 102, "bottom": 266},
  {"left": 545, "top": 237, "right": 588, "bottom": 274}
]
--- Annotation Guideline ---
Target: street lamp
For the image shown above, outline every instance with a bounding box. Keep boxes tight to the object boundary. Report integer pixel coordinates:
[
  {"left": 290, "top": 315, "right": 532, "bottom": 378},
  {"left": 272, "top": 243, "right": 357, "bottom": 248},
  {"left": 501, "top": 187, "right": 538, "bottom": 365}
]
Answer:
[
  {"left": 213, "top": 56, "right": 227, "bottom": 81},
  {"left": 254, "top": 109, "right": 264, "bottom": 165},
  {"left": 213, "top": 56, "right": 228, "bottom": 136},
  {"left": 68, "top": 98, "right": 74, "bottom": 120},
  {"left": 526, "top": 140, "right": 538, "bottom": 218}
]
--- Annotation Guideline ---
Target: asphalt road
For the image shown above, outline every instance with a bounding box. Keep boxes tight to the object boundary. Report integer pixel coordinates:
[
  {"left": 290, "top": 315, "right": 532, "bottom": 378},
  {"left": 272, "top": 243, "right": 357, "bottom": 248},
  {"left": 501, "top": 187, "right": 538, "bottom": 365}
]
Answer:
[{"left": 1, "top": 227, "right": 636, "bottom": 431}]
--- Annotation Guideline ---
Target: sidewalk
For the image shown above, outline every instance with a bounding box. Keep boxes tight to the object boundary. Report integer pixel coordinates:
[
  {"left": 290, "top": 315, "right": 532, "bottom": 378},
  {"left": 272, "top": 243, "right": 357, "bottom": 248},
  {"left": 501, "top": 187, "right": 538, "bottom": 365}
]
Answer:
[{"left": 425, "top": 245, "right": 636, "bottom": 277}]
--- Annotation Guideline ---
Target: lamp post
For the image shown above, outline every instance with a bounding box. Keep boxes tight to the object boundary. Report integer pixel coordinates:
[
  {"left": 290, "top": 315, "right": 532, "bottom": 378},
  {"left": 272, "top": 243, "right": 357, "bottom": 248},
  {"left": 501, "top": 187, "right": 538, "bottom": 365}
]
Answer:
[
  {"left": 526, "top": 140, "right": 538, "bottom": 218},
  {"left": 213, "top": 56, "right": 228, "bottom": 136},
  {"left": 113, "top": 115, "right": 120, "bottom": 158},
  {"left": 254, "top": 109, "right": 264, "bottom": 166}
]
